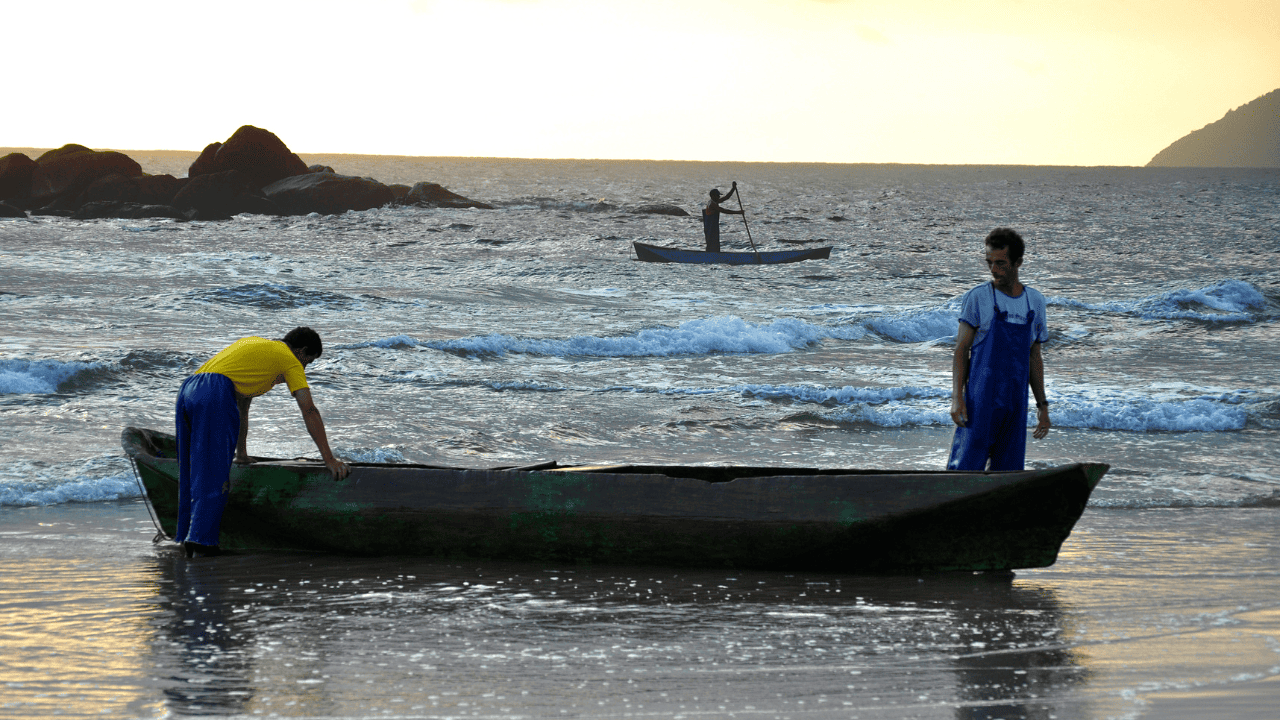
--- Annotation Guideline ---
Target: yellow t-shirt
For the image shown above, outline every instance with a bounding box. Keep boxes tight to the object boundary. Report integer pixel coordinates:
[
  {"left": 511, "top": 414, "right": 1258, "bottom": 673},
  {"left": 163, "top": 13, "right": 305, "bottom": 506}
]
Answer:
[{"left": 196, "top": 337, "right": 310, "bottom": 398}]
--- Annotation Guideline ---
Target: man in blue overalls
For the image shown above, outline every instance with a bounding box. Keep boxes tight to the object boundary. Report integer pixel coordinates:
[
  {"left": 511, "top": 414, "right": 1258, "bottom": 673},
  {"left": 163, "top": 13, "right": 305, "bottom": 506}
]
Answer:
[{"left": 948, "top": 228, "right": 1051, "bottom": 471}]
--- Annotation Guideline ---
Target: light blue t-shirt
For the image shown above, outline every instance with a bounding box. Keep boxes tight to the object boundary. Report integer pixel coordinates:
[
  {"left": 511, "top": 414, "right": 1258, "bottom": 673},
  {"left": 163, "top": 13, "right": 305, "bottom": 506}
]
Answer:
[{"left": 958, "top": 283, "right": 1049, "bottom": 347}]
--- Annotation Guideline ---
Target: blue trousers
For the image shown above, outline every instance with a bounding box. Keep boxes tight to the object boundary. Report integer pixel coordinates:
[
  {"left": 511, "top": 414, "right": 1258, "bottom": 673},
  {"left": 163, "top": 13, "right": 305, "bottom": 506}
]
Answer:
[{"left": 175, "top": 373, "right": 240, "bottom": 546}]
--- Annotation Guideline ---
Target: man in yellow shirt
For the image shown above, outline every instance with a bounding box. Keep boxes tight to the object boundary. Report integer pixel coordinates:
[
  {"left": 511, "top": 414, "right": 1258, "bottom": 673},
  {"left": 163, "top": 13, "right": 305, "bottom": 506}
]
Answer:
[{"left": 175, "top": 326, "right": 349, "bottom": 557}]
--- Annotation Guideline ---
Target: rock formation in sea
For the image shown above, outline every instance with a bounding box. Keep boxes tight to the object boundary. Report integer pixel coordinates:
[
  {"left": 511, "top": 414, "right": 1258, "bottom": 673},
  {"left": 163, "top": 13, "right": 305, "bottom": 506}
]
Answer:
[
  {"left": 400, "top": 181, "right": 494, "bottom": 209},
  {"left": 263, "top": 172, "right": 396, "bottom": 216},
  {"left": 189, "top": 125, "right": 310, "bottom": 190},
  {"left": 172, "top": 169, "right": 281, "bottom": 220},
  {"left": 0, "top": 125, "right": 490, "bottom": 220},
  {"left": 1147, "top": 89, "right": 1280, "bottom": 168},
  {"left": 631, "top": 203, "right": 689, "bottom": 217},
  {"left": 27, "top": 144, "right": 144, "bottom": 204},
  {"left": 0, "top": 153, "right": 37, "bottom": 200}
]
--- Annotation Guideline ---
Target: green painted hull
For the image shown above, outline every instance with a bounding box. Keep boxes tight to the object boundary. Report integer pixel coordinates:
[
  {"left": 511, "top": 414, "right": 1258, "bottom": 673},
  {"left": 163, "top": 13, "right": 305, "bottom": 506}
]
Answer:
[{"left": 123, "top": 426, "right": 1107, "bottom": 572}]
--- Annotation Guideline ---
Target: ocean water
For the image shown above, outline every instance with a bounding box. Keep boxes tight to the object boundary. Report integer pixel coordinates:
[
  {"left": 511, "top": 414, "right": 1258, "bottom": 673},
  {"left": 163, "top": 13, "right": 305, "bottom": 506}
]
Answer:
[{"left": 1, "top": 156, "right": 1278, "bottom": 719}]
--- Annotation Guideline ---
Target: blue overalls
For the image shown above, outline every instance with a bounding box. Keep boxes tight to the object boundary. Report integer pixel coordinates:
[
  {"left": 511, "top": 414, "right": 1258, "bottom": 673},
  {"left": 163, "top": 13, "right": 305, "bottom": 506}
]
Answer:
[
  {"left": 174, "top": 373, "right": 241, "bottom": 546},
  {"left": 702, "top": 209, "right": 721, "bottom": 252},
  {"left": 948, "top": 283, "right": 1035, "bottom": 471}
]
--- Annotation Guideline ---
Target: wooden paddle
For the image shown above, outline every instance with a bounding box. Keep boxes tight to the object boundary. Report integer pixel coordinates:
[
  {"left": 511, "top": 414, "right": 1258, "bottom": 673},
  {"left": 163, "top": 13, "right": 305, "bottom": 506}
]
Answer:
[{"left": 734, "top": 182, "right": 763, "bottom": 263}]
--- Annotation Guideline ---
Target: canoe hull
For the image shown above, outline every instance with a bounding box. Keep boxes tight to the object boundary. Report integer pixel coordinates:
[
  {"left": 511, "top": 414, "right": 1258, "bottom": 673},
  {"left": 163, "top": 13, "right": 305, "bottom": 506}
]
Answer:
[
  {"left": 123, "top": 427, "right": 1105, "bottom": 572},
  {"left": 633, "top": 242, "right": 831, "bottom": 265}
]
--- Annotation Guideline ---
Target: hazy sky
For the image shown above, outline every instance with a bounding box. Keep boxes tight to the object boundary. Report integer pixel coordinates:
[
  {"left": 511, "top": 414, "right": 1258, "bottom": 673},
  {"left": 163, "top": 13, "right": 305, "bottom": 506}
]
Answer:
[{"left": 6, "top": 0, "right": 1278, "bottom": 165}]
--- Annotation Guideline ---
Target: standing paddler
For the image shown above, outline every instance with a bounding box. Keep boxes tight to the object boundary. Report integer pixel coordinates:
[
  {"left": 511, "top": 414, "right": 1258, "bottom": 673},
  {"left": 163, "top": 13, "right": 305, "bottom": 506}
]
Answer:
[
  {"left": 702, "top": 181, "right": 744, "bottom": 252},
  {"left": 948, "top": 228, "right": 1051, "bottom": 470}
]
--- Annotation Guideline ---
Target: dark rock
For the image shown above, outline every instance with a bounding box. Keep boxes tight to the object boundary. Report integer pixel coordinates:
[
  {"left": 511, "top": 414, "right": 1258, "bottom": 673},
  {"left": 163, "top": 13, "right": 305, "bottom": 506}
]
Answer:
[
  {"left": 137, "top": 174, "right": 185, "bottom": 205},
  {"left": 308, "top": 164, "right": 336, "bottom": 174},
  {"left": 172, "top": 169, "right": 280, "bottom": 220},
  {"left": 41, "top": 171, "right": 178, "bottom": 212},
  {"left": 29, "top": 145, "right": 143, "bottom": 204},
  {"left": 83, "top": 173, "right": 140, "bottom": 203},
  {"left": 262, "top": 172, "right": 395, "bottom": 215},
  {"left": 32, "top": 194, "right": 85, "bottom": 216},
  {"left": 1148, "top": 88, "right": 1280, "bottom": 167},
  {"left": 388, "top": 183, "right": 411, "bottom": 201},
  {"left": 126, "top": 204, "right": 185, "bottom": 220},
  {"left": 0, "top": 201, "right": 26, "bottom": 218},
  {"left": 123, "top": 204, "right": 185, "bottom": 220},
  {"left": 188, "top": 142, "right": 222, "bottom": 177},
  {"left": 187, "top": 126, "right": 309, "bottom": 189},
  {"left": 72, "top": 201, "right": 124, "bottom": 219},
  {"left": 403, "top": 181, "right": 493, "bottom": 209},
  {"left": 72, "top": 201, "right": 185, "bottom": 220},
  {"left": 631, "top": 203, "right": 689, "bottom": 217},
  {"left": 0, "top": 153, "right": 36, "bottom": 200}
]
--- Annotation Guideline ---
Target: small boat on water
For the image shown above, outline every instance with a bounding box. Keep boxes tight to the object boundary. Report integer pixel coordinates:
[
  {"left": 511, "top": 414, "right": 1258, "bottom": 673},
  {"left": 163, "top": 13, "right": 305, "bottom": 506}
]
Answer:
[
  {"left": 633, "top": 241, "right": 831, "bottom": 265},
  {"left": 123, "top": 426, "right": 1106, "bottom": 573}
]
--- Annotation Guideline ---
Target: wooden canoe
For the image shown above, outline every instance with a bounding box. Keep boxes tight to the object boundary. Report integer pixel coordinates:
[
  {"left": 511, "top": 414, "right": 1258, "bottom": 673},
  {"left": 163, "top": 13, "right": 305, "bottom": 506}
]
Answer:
[
  {"left": 123, "top": 426, "right": 1106, "bottom": 573},
  {"left": 633, "top": 241, "right": 831, "bottom": 265}
]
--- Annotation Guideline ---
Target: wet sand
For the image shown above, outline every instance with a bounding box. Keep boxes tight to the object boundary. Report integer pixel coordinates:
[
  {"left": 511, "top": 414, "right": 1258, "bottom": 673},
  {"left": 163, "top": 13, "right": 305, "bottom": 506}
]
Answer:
[{"left": 1, "top": 500, "right": 1277, "bottom": 719}]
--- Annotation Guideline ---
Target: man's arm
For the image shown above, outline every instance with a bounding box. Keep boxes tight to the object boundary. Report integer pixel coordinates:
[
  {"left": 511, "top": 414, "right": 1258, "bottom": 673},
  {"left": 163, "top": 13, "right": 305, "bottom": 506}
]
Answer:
[
  {"left": 235, "top": 394, "right": 252, "bottom": 463},
  {"left": 292, "top": 387, "right": 350, "bottom": 480},
  {"left": 1029, "top": 341, "right": 1050, "bottom": 439},
  {"left": 950, "top": 322, "right": 976, "bottom": 427}
]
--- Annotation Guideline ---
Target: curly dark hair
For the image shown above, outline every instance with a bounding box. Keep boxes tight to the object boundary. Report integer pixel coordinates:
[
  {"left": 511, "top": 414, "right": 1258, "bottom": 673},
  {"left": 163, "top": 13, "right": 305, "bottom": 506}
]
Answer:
[
  {"left": 984, "top": 227, "right": 1025, "bottom": 265},
  {"left": 282, "top": 326, "right": 322, "bottom": 358}
]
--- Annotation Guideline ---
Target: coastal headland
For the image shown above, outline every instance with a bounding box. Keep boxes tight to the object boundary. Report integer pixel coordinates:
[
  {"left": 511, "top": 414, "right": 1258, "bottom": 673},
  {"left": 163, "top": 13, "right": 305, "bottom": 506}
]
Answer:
[{"left": 1147, "top": 88, "right": 1280, "bottom": 168}]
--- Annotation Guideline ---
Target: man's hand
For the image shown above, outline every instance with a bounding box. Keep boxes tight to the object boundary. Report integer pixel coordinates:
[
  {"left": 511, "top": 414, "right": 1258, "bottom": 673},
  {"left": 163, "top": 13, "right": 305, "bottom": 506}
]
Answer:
[
  {"left": 325, "top": 456, "right": 350, "bottom": 481},
  {"left": 951, "top": 322, "right": 975, "bottom": 428},
  {"left": 1033, "top": 405, "right": 1051, "bottom": 439}
]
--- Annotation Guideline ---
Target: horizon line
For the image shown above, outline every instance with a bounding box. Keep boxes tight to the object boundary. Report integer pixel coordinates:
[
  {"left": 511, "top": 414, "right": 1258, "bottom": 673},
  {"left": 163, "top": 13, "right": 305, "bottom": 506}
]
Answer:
[{"left": 0, "top": 146, "right": 1169, "bottom": 169}]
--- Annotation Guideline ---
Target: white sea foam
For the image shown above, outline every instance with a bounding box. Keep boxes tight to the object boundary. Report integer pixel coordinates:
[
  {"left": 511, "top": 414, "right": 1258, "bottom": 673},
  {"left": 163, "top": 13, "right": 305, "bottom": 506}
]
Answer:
[
  {"left": 0, "top": 474, "right": 143, "bottom": 506},
  {"left": 0, "top": 359, "right": 106, "bottom": 394},
  {"left": 1051, "top": 279, "right": 1271, "bottom": 322},
  {"left": 351, "top": 316, "right": 867, "bottom": 359},
  {"left": 863, "top": 306, "right": 961, "bottom": 343},
  {"left": 343, "top": 447, "right": 410, "bottom": 464},
  {"left": 337, "top": 335, "right": 420, "bottom": 350},
  {"left": 427, "top": 317, "right": 837, "bottom": 356},
  {"left": 468, "top": 377, "right": 1269, "bottom": 433},
  {"left": 832, "top": 403, "right": 954, "bottom": 427},
  {"left": 339, "top": 281, "right": 1274, "bottom": 364},
  {"left": 731, "top": 383, "right": 950, "bottom": 404},
  {"left": 1054, "top": 397, "right": 1249, "bottom": 432},
  {"left": 0, "top": 456, "right": 142, "bottom": 506},
  {"left": 701, "top": 381, "right": 1265, "bottom": 433},
  {"left": 825, "top": 390, "right": 1260, "bottom": 432}
]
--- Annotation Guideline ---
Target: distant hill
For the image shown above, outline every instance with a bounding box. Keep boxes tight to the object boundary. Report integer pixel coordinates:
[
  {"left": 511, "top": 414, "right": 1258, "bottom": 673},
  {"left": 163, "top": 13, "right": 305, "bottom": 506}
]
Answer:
[{"left": 1147, "top": 89, "right": 1279, "bottom": 168}]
